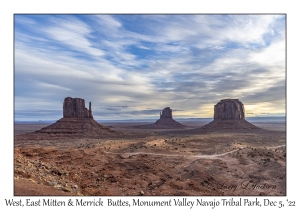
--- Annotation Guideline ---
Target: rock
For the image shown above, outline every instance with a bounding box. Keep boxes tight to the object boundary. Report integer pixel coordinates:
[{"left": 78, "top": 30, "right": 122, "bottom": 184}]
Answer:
[
  {"left": 200, "top": 99, "right": 259, "bottom": 131},
  {"left": 15, "top": 97, "right": 119, "bottom": 140},
  {"left": 89, "top": 102, "right": 93, "bottom": 119},
  {"left": 136, "top": 107, "right": 187, "bottom": 129},
  {"left": 160, "top": 107, "right": 172, "bottom": 119},
  {"left": 63, "top": 97, "right": 93, "bottom": 119},
  {"left": 155, "top": 107, "right": 185, "bottom": 128},
  {"left": 214, "top": 99, "right": 245, "bottom": 120}
]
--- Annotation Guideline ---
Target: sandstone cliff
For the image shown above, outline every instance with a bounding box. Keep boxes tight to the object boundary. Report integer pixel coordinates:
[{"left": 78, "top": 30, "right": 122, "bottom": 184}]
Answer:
[
  {"left": 160, "top": 107, "right": 172, "bottom": 119},
  {"left": 214, "top": 99, "right": 245, "bottom": 120},
  {"left": 63, "top": 97, "right": 93, "bottom": 119},
  {"left": 200, "top": 99, "right": 259, "bottom": 131}
]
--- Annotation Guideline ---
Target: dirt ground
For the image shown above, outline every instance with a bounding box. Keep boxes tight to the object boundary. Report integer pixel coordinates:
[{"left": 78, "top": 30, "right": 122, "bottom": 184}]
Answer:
[{"left": 14, "top": 120, "right": 286, "bottom": 196}]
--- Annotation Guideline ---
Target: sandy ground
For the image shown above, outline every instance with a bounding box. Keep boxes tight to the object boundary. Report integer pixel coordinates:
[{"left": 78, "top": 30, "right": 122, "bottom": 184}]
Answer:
[{"left": 14, "top": 121, "right": 286, "bottom": 196}]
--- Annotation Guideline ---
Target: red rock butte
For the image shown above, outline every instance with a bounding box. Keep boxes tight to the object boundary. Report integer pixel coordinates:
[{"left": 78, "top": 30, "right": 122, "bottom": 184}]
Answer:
[
  {"left": 200, "top": 99, "right": 259, "bottom": 131},
  {"left": 136, "top": 107, "right": 187, "bottom": 129},
  {"left": 15, "top": 97, "right": 118, "bottom": 140},
  {"left": 63, "top": 97, "right": 93, "bottom": 119},
  {"left": 214, "top": 99, "right": 245, "bottom": 120}
]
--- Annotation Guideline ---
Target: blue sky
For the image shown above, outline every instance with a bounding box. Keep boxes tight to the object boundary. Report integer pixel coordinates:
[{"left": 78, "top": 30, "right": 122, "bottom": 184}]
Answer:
[{"left": 14, "top": 14, "right": 286, "bottom": 121}]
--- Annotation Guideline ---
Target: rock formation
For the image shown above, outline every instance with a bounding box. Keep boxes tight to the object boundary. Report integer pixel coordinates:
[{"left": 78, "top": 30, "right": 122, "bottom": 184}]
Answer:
[
  {"left": 15, "top": 97, "right": 117, "bottom": 140},
  {"left": 136, "top": 107, "right": 187, "bottom": 129},
  {"left": 36, "top": 117, "right": 115, "bottom": 137},
  {"left": 200, "top": 99, "right": 259, "bottom": 131},
  {"left": 160, "top": 107, "right": 172, "bottom": 119},
  {"left": 63, "top": 97, "right": 93, "bottom": 119},
  {"left": 214, "top": 99, "right": 245, "bottom": 120}
]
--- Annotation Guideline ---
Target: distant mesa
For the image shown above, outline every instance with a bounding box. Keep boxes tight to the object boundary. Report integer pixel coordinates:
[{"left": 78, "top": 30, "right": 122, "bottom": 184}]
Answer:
[
  {"left": 136, "top": 107, "right": 187, "bottom": 129},
  {"left": 15, "top": 97, "right": 118, "bottom": 140},
  {"left": 200, "top": 99, "right": 259, "bottom": 131}
]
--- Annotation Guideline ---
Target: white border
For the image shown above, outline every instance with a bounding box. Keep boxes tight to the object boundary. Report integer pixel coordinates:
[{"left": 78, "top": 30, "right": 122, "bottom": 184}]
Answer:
[{"left": 1, "top": 0, "right": 299, "bottom": 209}]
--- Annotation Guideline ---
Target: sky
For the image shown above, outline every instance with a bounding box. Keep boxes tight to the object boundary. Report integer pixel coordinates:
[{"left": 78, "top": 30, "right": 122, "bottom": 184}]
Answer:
[{"left": 14, "top": 14, "right": 286, "bottom": 121}]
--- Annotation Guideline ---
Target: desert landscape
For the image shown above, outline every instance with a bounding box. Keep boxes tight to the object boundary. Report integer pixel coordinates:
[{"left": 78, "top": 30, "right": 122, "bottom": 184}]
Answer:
[
  {"left": 14, "top": 98, "right": 286, "bottom": 196},
  {"left": 13, "top": 14, "right": 286, "bottom": 197}
]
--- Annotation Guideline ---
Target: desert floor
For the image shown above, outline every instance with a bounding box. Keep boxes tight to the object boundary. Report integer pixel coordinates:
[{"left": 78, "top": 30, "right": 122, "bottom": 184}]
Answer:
[{"left": 14, "top": 120, "right": 286, "bottom": 196}]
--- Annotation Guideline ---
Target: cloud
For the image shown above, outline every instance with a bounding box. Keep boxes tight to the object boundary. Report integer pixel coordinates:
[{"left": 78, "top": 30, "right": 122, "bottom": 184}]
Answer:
[
  {"left": 95, "top": 15, "right": 122, "bottom": 30},
  {"left": 14, "top": 14, "right": 286, "bottom": 120},
  {"left": 43, "top": 16, "right": 105, "bottom": 57}
]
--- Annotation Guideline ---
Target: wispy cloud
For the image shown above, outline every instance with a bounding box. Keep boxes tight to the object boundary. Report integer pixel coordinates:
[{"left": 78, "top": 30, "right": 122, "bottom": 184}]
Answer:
[{"left": 14, "top": 14, "right": 286, "bottom": 120}]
